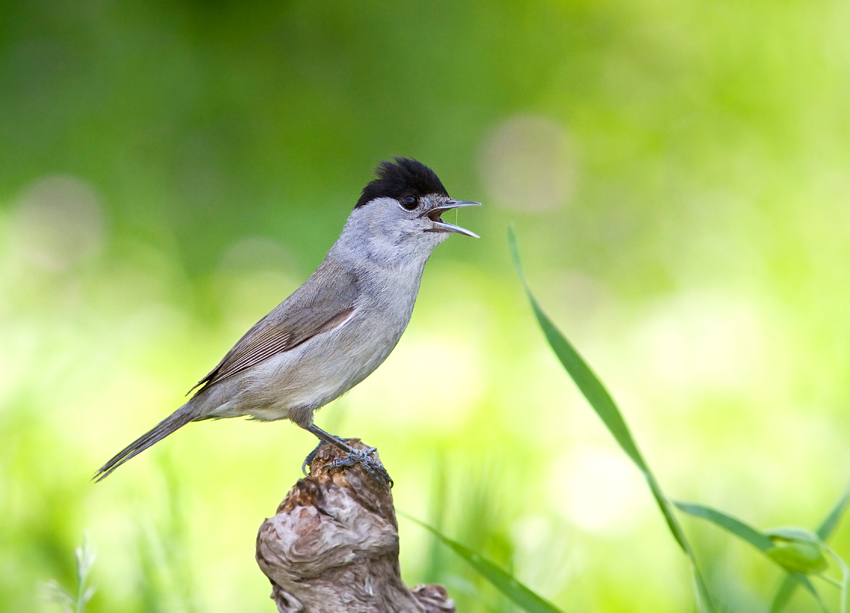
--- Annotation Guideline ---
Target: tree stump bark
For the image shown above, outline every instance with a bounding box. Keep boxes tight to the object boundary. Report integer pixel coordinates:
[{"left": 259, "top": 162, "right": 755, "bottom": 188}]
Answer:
[{"left": 256, "top": 439, "right": 456, "bottom": 613}]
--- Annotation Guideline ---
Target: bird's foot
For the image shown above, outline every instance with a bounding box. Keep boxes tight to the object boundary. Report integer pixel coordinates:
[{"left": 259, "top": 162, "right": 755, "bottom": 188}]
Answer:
[
  {"left": 324, "top": 447, "right": 393, "bottom": 487},
  {"left": 303, "top": 440, "right": 392, "bottom": 487},
  {"left": 303, "top": 424, "right": 393, "bottom": 487}
]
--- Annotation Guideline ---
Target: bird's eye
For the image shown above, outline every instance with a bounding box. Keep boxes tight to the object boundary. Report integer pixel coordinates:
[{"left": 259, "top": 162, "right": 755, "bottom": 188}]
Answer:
[{"left": 400, "top": 196, "right": 418, "bottom": 211}]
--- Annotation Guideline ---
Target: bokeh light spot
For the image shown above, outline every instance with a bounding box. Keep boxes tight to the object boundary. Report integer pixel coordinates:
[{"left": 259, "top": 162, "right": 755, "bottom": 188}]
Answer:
[
  {"left": 477, "top": 115, "right": 578, "bottom": 213},
  {"left": 9, "top": 175, "right": 105, "bottom": 270},
  {"left": 549, "top": 446, "right": 645, "bottom": 533}
]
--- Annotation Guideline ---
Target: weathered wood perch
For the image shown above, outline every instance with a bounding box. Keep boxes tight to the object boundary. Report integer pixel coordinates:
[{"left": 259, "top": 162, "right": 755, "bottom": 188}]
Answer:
[{"left": 256, "top": 439, "right": 456, "bottom": 613}]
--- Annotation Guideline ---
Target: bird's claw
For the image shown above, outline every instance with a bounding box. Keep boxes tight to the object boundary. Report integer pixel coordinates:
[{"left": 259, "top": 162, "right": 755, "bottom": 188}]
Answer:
[
  {"left": 323, "top": 447, "right": 393, "bottom": 487},
  {"left": 302, "top": 441, "right": 324, "bottom": 476}
]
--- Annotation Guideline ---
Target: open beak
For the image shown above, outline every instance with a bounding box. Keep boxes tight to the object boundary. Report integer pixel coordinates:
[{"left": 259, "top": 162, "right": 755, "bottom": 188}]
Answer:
[{"left": 424, "top": 200, "right": 481, "bottom": 238}]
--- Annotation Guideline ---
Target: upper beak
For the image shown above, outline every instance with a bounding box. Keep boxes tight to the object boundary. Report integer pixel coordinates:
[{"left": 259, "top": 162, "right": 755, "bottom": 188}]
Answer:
[{"left": 423, "top": 200, "right": 481, "bottom": 238}]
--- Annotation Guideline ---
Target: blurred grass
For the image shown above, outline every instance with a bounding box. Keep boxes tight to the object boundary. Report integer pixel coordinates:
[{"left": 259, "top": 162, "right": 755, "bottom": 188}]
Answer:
[
  {"left": 2, "top": 0, "right": 850, "bottom": 611},
  {"left": 406, "top": 512, "right": 564, "bottom": 613},
  {"left": 510, "top": 226, "right": 714, "bottom": 611}
]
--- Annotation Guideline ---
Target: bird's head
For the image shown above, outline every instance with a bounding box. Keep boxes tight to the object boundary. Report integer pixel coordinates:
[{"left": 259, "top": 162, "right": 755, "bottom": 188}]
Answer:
[{"left": 341, "top": 158, "right": 480, "bottom": 264}]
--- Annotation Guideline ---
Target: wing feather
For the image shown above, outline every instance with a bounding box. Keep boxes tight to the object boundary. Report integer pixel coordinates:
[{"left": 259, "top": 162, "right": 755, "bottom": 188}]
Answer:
[{"left": 188, "top": 263, "right": 358, "bottom": 393}]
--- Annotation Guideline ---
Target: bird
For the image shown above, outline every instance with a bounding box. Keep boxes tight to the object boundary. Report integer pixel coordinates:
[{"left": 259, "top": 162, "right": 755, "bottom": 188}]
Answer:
[{"left": 94, "top": 157, "right": 480, "bottom": 483}]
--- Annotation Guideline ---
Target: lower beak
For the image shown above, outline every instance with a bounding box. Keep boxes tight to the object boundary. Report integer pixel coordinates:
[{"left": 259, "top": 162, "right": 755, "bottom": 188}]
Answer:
[{"left": 425, "top": 200, "right": 481, "bottom": 238}]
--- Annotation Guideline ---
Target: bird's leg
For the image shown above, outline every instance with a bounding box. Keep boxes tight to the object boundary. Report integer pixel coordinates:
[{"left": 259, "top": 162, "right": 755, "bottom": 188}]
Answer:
[
  {"left": 303, "top": 424, "right": 392, "bottom": 486},
  {"left": 299, "top": 435, "right": 368, "bottom": 476},
  {"left": 306, "top": 423, "right": 377, "bottom": 456}
]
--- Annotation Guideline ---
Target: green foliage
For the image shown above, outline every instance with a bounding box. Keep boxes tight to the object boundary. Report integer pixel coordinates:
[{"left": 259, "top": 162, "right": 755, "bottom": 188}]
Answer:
[
  {"left": 42, "top": 535, "right": 96, "bottom": 613},
  {"left": 764, "top": 528, "right": 828, "bottom": 575},
  {"left": 511, "top": 228, "right": 850, "bottom": 612},
  {"left": 406, "top": 514, "right": 564, "bottom": 613},
  {"left": 674, "top": 501, "right": 847, "bottom": 608},
  {"left": 674, "top": 502, "right": 775, "bottom": 553},
  {"left": 510, "top": 227, "right": 714, "bottom": 611},
  {"left": 771, "top": 487, "right": 850, "bottom": 612}
]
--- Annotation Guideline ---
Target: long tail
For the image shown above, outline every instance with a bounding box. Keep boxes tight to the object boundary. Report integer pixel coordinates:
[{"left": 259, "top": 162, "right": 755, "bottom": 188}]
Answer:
[{"left": 94, "top": 405, "right": 196, "bottom": 482}]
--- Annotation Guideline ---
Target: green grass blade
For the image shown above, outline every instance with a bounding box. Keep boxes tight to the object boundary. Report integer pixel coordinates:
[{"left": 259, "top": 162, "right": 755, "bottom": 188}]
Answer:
[
  {"left": 507, "top": 229, "right": 646, "bottom": 471},
  {"left": 824, "top": 544, "right": 849, "bottom": 613},
  {"left": 403, "top": 514, "right": 564, "bottom": 613},
  {"left": 816, "top": 486, "right": 850, "bottom": 541},
  {"left": 769, "top": 484, "right": 850, "bottom": 612},
  {"left": 674, "top": 501, "right": 775, "bottom": 552},
  {"left": 674, "top": 501, "right": 833, "bottom": 607},
  {"left": 770, "top": 574, "right": 829, "bottom": 613},
  {"left": 508, "top": 227, "right": 714, "bottom": 612},
  {"left": 647, "top": 478, "right": 690, "bottom": 553}
]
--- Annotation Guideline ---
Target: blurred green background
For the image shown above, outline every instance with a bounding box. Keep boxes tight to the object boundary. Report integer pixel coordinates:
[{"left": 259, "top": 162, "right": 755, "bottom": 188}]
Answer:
[{"left": 2, "top": 0, "right": 850, "bottom": 611}]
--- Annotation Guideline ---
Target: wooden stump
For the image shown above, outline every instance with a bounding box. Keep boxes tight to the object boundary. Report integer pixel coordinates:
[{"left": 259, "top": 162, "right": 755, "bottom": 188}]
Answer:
[{"left": 256, "top": 439, "right": 456, "bottom": 613}]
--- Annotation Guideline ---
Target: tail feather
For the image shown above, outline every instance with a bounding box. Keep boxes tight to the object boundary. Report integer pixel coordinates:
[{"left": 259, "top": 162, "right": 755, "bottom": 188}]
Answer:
[{"left": 94, "top": 406, "right": 196, "bottom": 482}]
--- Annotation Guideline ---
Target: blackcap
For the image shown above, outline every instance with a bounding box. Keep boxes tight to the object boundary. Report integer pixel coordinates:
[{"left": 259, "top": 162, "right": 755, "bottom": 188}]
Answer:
[{"left": 95, "top": 158, "right": 479, "bottom": 483}]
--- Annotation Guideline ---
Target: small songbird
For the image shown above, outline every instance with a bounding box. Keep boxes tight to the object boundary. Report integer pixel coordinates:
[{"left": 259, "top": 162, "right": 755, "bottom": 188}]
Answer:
[{"left": 95, "top": 157, "right": 479, "bottom": 482}]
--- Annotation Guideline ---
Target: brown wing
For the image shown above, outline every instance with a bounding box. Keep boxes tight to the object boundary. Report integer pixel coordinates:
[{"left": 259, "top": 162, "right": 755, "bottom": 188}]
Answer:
[{"left": 188, "top": 263, "right": 359, "bottom": 394}]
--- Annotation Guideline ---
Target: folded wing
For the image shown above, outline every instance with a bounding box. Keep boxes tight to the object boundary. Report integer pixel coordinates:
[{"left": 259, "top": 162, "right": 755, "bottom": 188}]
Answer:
[{"left": 189, "top": 264, "right": 359, "bottom": 393}]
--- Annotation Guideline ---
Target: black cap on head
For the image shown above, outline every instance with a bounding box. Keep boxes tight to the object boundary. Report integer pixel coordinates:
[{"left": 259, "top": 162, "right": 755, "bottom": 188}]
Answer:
[{"left": 355, "top": 157, "right": 449, "bottom": 209}]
